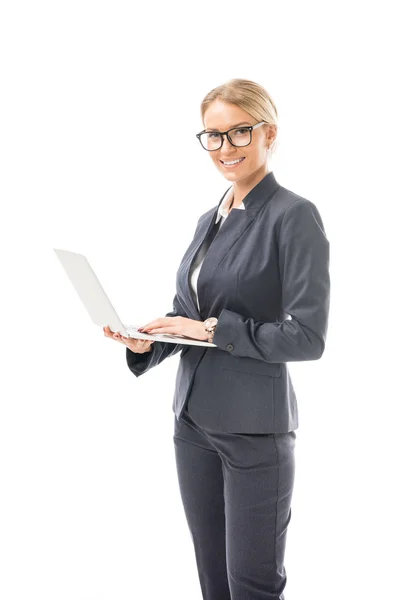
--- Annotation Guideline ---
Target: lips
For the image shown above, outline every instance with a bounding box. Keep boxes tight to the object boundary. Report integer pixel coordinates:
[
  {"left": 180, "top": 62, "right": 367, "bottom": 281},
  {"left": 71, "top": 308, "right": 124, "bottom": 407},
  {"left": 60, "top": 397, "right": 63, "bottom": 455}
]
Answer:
[{"left": 219, "top": 157, "right": 245, "bottom": 166}]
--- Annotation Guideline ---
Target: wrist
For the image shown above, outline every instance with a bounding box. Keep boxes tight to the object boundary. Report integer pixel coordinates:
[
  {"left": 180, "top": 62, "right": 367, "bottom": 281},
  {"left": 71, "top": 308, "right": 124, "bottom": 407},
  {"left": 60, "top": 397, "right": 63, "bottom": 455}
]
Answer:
[
  {"left": 203, "top": 317, "right": 218, "bottom": 344},
  {"left": 197, "top": 323, "right": 210, "bottom": 341}
]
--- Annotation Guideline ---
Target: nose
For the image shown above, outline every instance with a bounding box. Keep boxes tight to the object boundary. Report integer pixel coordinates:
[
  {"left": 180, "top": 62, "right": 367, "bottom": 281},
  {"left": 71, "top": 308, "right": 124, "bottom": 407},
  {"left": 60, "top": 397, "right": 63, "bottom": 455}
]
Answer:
[{"left": 220, "top": 133, "right": 235, "bottom": 148}]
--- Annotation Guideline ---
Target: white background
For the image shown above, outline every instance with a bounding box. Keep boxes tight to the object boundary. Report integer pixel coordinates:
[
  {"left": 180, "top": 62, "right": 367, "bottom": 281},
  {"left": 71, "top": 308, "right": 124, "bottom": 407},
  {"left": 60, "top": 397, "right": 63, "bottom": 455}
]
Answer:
[{"left": 1, "top": 2, "right": 399, "bottom": 599}]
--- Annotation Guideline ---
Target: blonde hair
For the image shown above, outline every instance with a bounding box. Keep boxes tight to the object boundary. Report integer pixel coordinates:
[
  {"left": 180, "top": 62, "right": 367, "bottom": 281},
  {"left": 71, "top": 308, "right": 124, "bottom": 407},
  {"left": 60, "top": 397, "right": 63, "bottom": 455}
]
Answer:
[{"left": 200, "top": 78, "right": 279, "bottom": 155}]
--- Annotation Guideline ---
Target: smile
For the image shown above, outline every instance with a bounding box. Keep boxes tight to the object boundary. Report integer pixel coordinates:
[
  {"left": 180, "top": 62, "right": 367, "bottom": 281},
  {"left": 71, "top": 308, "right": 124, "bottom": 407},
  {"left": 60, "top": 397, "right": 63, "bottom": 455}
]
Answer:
[{"left": 220, "top": 157, "right": 245, "bottom": 167}]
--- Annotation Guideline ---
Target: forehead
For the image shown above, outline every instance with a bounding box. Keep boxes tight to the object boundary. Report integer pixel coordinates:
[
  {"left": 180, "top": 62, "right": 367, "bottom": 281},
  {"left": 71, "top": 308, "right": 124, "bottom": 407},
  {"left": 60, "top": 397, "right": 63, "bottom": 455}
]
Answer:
[{"left": 203, "top": 99, "right": 253, "bottom": 130}]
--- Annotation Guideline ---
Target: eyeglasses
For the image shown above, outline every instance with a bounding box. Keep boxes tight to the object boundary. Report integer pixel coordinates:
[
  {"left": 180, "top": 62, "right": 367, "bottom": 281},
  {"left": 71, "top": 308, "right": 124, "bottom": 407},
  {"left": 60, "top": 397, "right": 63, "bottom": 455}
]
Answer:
[{"left": 196, "top": 121, "right": 267, "bottom": 151}]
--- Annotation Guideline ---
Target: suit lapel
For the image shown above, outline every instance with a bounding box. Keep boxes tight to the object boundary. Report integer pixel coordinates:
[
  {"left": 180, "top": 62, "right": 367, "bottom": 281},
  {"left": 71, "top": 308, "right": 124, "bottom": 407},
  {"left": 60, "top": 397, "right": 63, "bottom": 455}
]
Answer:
[
  {"left": 177, "top": 205, "right": 222, "bottom": 321},
  {"left": 179, "top": 171, "right": 280, "bottom": 321}
]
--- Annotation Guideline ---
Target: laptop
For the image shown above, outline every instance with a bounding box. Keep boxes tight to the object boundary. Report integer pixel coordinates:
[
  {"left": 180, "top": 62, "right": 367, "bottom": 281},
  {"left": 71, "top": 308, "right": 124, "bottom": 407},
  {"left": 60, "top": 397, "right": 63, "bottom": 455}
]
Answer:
[{"left": 53, "top": 248, "right": 216, "bottom": 347}]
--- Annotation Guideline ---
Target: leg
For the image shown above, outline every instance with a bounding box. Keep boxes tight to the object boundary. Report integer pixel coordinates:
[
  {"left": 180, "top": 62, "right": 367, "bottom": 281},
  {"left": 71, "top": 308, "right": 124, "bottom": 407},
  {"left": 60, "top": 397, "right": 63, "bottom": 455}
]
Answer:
[
  {"left": 173, "top": 410, "right": 232, "bottom": 600},
  {"left": 204, "top": 428, "right": 296, "bottom": 600}
]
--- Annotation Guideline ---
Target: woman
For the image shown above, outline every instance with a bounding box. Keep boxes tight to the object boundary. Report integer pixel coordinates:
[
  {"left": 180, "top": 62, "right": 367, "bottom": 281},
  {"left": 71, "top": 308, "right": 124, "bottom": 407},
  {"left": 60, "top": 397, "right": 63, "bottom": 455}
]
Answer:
[{"left": 104, "top": 78, "right": 330, "bottom": 600}]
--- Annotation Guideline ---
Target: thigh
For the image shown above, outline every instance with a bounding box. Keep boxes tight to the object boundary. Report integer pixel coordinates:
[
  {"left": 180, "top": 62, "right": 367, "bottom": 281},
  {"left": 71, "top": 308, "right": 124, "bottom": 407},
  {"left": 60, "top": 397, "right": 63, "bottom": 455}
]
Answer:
[
  {"left": 173, "top": 410, "right": 226, "bottom": 540},
  {"left": 173, "top": 411, "right": 231, "bottom": 599},
  {"left": 210, "top": 429, "right": 296, "bottom": 598}
]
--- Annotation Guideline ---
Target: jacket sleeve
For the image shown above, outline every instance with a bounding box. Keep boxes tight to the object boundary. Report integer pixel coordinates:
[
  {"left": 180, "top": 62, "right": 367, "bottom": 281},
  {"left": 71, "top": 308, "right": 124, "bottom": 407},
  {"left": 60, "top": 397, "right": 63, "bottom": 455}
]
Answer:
[
  {"left": 212, "top": 199, "right": 330, "bottom": 363},
  {"left": 126, "top": 293, "right": 187, "bottom": 378}
]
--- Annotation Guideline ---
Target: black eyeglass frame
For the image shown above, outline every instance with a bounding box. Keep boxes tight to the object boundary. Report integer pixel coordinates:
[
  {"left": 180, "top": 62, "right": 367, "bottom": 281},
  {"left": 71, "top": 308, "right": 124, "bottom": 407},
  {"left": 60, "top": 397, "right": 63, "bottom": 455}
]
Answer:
[{"left": 196, "top": 121, "right": 267, "bottom": 151}]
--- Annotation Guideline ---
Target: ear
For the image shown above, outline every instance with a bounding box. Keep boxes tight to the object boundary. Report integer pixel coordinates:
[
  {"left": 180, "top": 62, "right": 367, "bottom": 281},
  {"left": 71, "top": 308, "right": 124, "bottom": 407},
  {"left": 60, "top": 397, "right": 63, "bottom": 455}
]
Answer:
[{"left": 266, "top": 124, "right": 277, "bottom": 148}]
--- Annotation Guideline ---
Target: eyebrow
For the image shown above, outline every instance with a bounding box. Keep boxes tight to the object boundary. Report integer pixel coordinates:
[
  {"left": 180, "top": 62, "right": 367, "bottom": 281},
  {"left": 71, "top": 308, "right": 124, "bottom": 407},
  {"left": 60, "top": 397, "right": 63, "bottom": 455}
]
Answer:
[{"left": 205, "top": 121, "right": 252, "bottom": 131}]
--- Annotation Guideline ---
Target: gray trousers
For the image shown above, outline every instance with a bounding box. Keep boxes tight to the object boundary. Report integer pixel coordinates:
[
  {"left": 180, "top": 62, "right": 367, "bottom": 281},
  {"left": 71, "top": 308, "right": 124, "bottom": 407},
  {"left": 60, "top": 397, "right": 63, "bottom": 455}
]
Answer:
[{"left": 173, "top": 406, "right": 296, "bottom": 600}]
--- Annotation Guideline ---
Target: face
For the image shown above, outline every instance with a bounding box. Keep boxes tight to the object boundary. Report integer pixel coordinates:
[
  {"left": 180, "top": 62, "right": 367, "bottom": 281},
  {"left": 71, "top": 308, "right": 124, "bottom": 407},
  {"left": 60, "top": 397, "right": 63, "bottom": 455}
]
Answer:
[{"left": 202, "top": 99, "right": 275, "bottom": 185}]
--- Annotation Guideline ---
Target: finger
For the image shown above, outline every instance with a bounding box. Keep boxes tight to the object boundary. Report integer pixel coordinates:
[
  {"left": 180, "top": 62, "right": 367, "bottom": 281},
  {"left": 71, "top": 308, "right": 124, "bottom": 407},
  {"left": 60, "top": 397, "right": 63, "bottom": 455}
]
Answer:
[
  {"left": 112, "top": 331, "right": 128, "bottom": 341},
  {"left": 139, "top": 321, "right": 157, "bottom": 331},
  {"left": 140, "top": 318, "right": 171, "bottom": 331},
  {"left": 146, "top": 327, "right": 174, "bottom": 334},
  {"left": 121, "top": 335, "right": 136, "bottom": 342}
]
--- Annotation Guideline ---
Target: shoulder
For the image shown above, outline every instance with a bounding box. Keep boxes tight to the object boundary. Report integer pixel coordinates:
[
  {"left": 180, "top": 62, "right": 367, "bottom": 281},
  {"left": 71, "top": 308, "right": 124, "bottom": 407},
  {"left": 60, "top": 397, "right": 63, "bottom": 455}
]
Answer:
[
  {"left": 272, "top": 184, "right": 317, "bottom": 214},
  {"left": 272, "top": 186, "right": 328, "bottom": 241},
  {"left": 271, "top": 184, "right": 325, "bottom": 226},
  {"left": 198, "top": 205, "right": 217, "bottom": 222}
]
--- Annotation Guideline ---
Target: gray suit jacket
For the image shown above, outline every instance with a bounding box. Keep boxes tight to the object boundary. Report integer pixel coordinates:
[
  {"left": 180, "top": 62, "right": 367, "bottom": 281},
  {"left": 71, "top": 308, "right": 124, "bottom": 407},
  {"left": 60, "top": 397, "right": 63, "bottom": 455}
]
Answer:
[{"left": 126, "top": 171, "right": 330, "bottom": 433}]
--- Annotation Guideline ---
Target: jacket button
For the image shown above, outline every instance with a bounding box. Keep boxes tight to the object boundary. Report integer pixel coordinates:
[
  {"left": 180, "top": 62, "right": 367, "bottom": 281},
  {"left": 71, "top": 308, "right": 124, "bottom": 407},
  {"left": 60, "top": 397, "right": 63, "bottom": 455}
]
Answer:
[{"left": 226, "top": 343, "right": 234, "bottom": 352}]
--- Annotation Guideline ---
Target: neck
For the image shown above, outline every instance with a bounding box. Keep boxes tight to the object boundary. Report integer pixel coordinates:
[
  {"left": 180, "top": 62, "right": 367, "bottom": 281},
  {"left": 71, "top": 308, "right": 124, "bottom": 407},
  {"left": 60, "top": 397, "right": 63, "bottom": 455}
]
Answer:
[{"left": 231, "top": 164, "right": 270, "bottom": 207}]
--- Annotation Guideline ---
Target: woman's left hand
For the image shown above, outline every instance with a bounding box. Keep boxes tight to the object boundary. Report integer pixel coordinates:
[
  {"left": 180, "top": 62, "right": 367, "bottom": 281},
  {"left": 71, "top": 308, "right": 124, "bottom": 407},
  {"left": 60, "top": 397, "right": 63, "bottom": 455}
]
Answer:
[{"left": 138, "top": 316, "right": 209, "bottom": 341}]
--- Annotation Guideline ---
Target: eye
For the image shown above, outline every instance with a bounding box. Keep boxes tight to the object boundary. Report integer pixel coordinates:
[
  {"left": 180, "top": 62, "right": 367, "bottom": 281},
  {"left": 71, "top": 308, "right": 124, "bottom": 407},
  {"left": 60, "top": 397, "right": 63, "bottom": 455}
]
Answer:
[
  {"left": 206, "top": 132, "right": 220, "bottom": 139},
  {"left": 234, "top": 128, "right": 248, "bottom": 135}
]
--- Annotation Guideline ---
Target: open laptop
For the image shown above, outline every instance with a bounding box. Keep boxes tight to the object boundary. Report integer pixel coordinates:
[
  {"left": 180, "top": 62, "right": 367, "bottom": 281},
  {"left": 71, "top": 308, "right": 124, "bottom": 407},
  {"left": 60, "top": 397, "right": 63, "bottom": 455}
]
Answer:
[{"left": 53, "top": 248, "right": 216, "bottom": 347}]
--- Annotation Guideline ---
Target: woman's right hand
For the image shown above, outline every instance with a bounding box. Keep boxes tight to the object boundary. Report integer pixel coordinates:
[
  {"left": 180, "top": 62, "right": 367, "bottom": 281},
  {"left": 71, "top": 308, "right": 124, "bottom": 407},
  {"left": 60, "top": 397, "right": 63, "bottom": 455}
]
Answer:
[{"left": 103, "top": 325, "right": 155, "bottom": 354}]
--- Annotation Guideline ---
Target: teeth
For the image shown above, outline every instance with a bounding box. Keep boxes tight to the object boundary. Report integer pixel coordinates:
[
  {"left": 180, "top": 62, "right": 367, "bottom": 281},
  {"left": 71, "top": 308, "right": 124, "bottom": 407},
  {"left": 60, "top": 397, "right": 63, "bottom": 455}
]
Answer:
[{"left": 222, "top": 157, "right": 244, "bottom": 165}]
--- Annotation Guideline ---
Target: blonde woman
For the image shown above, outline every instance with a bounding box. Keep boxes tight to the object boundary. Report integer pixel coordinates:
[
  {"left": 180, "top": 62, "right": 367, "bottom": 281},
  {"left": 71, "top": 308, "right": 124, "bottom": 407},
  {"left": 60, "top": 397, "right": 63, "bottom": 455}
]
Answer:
[{"left": 104, "top": 78, "right": 330, "bottom": 600}]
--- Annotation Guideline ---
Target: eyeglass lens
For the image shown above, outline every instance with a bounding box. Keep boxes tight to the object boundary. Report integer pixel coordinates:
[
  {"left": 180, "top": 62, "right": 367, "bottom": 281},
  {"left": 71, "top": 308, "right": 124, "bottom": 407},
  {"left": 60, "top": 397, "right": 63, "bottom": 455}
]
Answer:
[{"left": 200, "top": 128, "right": 251, "bottom": 150}]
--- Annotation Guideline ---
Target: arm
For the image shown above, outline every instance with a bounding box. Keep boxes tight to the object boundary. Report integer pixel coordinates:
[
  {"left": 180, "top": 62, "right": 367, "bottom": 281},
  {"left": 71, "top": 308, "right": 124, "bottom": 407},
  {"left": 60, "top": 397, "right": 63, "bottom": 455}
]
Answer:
[
  {"left": 126, "top": 293, "right": 187, "bottom": 378},
  {"left": 213, "top": 199, "right": 330, "bottom": 362}
]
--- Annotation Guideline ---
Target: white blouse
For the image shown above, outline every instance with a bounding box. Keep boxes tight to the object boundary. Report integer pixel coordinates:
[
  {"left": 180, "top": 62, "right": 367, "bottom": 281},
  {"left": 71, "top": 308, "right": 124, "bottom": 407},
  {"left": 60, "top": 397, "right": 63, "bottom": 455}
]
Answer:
[{"left": 189, "top": 186, "right": 245, "bottom": 312}]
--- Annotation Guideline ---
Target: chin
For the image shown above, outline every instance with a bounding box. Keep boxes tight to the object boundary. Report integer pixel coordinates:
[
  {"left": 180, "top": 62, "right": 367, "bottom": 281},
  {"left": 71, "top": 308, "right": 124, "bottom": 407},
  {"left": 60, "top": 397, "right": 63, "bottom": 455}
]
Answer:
[{"left": 220, "top": 169, "right": 247, "bottom": 181}]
